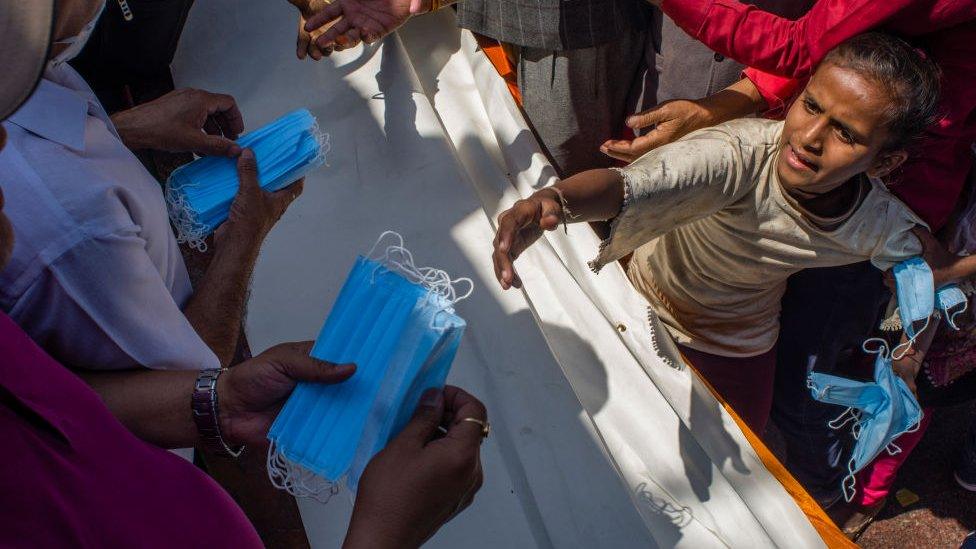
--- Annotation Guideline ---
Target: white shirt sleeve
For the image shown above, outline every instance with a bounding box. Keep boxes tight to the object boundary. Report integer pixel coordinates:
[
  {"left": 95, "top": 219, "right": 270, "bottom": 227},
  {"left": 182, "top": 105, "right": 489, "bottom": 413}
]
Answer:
[
  {"left": 869, "top": 200, "right": 927, "bottom": 271},
  {"left": 8, "top": 230, "right": 220, "bottom": 371}
]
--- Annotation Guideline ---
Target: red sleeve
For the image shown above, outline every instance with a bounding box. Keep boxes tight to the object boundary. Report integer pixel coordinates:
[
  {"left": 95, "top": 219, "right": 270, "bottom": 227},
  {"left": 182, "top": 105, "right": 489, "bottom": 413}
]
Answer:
[
  {"left": 743, "top": 67, "right": 801, "bottom": 118},
  {"left": 661, "top": 0, "right": 915, "bottom": 78}
]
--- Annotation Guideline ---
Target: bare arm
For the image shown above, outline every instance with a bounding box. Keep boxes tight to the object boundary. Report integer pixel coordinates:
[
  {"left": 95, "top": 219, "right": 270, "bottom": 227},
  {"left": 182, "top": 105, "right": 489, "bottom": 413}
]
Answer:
[
  {"left": 182, "top": 231, "right": 261, "bottom": 367},
  {"left": 76, "top": 342, "right": 355, "bottom": 449},
  {"left": 492, "top": 169, "right": 624, "bottom": 289},
  {"left": 183, "top": 150, "right": 303, "bottom": 366},
  {"left": 602, "top": 77, "right": 766, "bottom": 162},
  {"left": 77, "top": 368, "right": 200, "bottom": 448}
]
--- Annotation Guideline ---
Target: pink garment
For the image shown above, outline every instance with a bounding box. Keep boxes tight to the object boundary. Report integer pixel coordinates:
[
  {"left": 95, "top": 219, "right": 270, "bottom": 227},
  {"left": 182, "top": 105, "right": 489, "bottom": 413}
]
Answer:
[
  {"left": 0, "top": 312, "right": 262, "bottom": 548},
  {"left": 855, "top": 408, "right": 933, "bottom": 507}
]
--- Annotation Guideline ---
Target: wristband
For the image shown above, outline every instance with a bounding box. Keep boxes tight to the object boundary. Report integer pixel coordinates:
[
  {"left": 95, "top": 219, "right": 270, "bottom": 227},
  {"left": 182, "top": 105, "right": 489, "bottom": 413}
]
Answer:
[
  {"left": 192, "top": 368, "right": 245, "bottom": 458},
  {"left": 538, "top": 187, "right": 574, "bottom": 233}
]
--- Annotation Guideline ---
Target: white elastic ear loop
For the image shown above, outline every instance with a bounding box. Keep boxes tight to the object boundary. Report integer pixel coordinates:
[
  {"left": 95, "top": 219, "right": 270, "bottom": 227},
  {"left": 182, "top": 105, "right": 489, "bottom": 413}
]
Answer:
[
  {"left": 267, "top": 440, "right": 339, "bottom": 504},
  {"left": 841, "top": 458, "right": 858, "bottom": 502},
  {"left": 828, "top": 407, "right": 860, "bottom": 431},
  {"left": 429, "top": 277, "right": 476, "bottom": 328},
  {"left": 891, "top": 314, "right": 931, "bottom": 360},
  {"left": 862, "top": 337, "right": 891, "bottom": 360},
  {"left": 452, "top": 277, "right": 475, "bottom": 304},
  {"left": 946, "top": 297, "right": 969, "bottom": 331},
  {"left": 367, "top": 231, "right": 405, "bottom": 260}
]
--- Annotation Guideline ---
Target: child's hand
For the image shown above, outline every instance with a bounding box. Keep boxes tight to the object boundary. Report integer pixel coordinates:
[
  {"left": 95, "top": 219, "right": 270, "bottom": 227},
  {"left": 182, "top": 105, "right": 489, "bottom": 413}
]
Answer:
[{"left": 492, "top": 190, "right": 563, "bottom": 290}]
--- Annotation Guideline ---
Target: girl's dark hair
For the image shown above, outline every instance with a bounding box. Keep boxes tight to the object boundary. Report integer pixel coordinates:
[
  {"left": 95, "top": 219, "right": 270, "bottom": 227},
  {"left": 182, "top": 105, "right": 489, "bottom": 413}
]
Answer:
[{"left": 822, "top": 32, "right": 941, "bottom": 150}]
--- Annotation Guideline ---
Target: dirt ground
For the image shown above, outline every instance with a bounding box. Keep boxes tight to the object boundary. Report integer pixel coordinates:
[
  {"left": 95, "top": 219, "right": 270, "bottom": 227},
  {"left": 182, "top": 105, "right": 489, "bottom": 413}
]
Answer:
[{"left": 858, "top": 401, "right": 976, "bottom": 548}]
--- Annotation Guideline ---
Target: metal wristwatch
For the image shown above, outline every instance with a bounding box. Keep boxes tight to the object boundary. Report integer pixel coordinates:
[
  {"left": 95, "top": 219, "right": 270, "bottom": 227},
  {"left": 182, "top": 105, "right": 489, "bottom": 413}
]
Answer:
[{"left": 192, "top": 368, "right": 245, "bottom": 458}]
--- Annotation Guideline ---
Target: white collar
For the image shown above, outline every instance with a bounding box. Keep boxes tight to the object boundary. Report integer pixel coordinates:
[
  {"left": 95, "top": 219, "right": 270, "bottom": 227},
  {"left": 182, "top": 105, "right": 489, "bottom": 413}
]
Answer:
[{"left": 6, "top": 66, "right": 102, "bottom": 152}]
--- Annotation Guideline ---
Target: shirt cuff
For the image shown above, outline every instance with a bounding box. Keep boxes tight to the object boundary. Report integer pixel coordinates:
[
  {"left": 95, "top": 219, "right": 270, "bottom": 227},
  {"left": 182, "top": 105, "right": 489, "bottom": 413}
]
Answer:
[
  {"left": 744, "top": 67, "right": 801, "bottom": 118},
  {"left": 660, "top": 0, "right": 715, "bottom": 38}
]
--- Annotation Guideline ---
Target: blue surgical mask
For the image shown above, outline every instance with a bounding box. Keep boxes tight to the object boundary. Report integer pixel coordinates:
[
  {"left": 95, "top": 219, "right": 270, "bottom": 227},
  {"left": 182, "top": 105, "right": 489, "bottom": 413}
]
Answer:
[
  {"left": 936, "top": 283, "right": 969, "bottom": 330},
  {"left": 165, "top": 108, "right": 328, "bottom": 251},
  {"left": 807, "top": 339, "right": 923, "bottom": 502},
  {"left": 892, "top": 257, "right": 935, "bottom": 356},
  {"left": 266, "top": 233, "right": 471, "bottom": 501}
]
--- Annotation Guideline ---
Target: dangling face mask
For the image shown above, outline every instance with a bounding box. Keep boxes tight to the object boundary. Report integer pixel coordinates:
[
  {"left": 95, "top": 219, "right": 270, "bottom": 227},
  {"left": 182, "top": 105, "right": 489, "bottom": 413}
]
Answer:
[
  {"left": 807, "top": 339, "right": 923, "bottom": 502},
  {"left": 892, "top": 257, "right": 935, "bottom": 355},
  {"left": 49, "top": 1, "right": 106, "bottom": 69},
  {"left": 936, "top": 283, "right": 969, "bottom": 330}
]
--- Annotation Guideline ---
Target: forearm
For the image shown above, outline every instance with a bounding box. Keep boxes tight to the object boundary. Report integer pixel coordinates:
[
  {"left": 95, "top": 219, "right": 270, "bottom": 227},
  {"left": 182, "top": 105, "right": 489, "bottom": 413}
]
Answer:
[
  {"left": 183, "top": 233, "right": 262, "bottom": 366},
  {"left": 110, "top": 107, "right": 158, "bottom": 151},
  {"left": 697, "top": 77, "right": 767, "bottom": 125},
  {"left": 546, "top": 169, "right": 626, "bottom": 223},
  {"left": 77, "top": 369, "right": 200, "bottom": 449},
  {"left": 343, "top": 515, "right": 407, "bottom": 549},
  {"left": 941, "top": 255, "right": 976, "bottom": 286}
]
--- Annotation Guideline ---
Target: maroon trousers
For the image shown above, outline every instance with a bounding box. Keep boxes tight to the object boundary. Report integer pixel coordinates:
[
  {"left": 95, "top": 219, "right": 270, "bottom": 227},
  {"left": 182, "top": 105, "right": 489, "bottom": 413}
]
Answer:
[{"left": 678, "top": 344, "right": 778, "bottom": 435}]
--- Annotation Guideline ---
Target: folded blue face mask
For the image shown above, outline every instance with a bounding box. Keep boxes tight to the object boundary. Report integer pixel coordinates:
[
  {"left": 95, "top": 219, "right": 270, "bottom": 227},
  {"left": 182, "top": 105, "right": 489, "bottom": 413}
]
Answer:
[
  {"left": 936, "top": 283, "right": 969, "bottom": 330},
  {"left": 266, "top": 232, "right": 471, "bottom": 501},
  {"left": 165, "top": 108, "right": 328, "bottom": 251},
  {"left": 807, "top": 339, "right": 923, "bottom": 502},
  {"left": 892, "top": 257, "right": 935, "bottom": 357}
]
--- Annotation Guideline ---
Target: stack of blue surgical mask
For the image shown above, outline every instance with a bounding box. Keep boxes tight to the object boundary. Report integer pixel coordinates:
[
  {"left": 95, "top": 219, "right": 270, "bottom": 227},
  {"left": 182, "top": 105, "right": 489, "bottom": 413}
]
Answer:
[
  {"left": 807, "top": 339, "right": 923, "bottom": 502},
  {"left": 267, "top": 232, "right": 471, "bottom": 501},
  {"left": 165, "top": 108, "right": 328, "bottom": 251}
]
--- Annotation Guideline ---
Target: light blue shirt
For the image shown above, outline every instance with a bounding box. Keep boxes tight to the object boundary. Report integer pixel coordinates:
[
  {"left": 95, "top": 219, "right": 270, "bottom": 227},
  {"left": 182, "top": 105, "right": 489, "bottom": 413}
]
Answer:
[{"left": 0, "top": 64, "right": 219, "bottom": 371}]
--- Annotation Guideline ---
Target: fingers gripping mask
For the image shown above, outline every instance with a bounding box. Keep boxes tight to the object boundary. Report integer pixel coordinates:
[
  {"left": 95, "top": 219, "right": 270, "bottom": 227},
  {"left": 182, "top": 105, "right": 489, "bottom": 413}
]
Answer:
[
  {"left": 807, "top": 339, "right": 923, "bottom": 502},
  {"left": 892, "top": 257, "right": 935, "bottom": 358},
  {"left": 165, "top": 109, "right": 329, "bottom": 251},
  {"left": 266, "top": 232, "right": 472, "bottom": 502}
]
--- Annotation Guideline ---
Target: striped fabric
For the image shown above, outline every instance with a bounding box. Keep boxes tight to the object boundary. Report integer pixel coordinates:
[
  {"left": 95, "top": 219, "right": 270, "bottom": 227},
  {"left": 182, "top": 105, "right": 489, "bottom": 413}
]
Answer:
[{"left": 456, "top": 0, "right": 652, "bottom": 51}]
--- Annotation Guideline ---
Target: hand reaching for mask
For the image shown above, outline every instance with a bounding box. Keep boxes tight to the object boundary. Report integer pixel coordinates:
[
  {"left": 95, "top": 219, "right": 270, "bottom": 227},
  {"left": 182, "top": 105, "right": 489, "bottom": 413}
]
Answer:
[
  {"left": 291, "top": 0, "right": 337, "bottom": 59},
  {"left": 492, "top": 189, "right": 564, "bottom": 290},
  {"left": 300, "top": 0, "right": 425, "bottom": 55},
  {"left": 111, "top": 88, "right": 245, "bottom": 157},
  {"left": 601, "top": 99, "right": 714, "bottom": 163},
  {"left": 601, "top": 77, "right": 767, "bottom": 163}
]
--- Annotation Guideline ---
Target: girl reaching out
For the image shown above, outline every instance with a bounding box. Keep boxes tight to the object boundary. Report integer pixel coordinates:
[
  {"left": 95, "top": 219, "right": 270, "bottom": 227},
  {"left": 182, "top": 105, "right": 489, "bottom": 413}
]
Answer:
[{"left": 492, "top": 32, "right": 942, "bottom": 434}]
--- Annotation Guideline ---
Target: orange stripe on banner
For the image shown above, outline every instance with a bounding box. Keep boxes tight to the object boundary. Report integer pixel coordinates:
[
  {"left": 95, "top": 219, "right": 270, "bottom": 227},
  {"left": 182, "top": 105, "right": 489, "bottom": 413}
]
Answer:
[
  {"left": 473, "top": 34, "right": 522, "bottom": 106},
  {"left": 680, "top": 352, "right": 856, "bottom": 548}
]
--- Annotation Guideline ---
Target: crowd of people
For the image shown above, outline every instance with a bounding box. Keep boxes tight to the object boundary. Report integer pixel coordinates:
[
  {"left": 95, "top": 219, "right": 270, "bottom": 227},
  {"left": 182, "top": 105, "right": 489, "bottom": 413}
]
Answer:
[{"left": 2, "top": 0, "right": 976, "bottom": 546}]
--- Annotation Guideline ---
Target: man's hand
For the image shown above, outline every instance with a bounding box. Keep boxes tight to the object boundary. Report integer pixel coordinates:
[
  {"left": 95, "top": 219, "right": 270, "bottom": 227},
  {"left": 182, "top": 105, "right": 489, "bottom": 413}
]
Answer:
[
  {"left": 601, "top": 99, "right": 713, "bottom": 163},
  {"left": 302, "top": 0, "right": 420, "bottom": 54},
  {"left": 345, "top": 386, "right": 486, "bottom": 548},
  {"left": 602, "top": 77, "right": 767, "bottom": 163},
  {"left": 493, "top": 190, "right": 563, "bottom": 290},
  {"left": 218, "top": 341, "right": 356, "bottom": 447},
  {"left": 111, "top": 88, "right": 245, "bottom": 157},
  {"left": 291, "top": 0, "right": 336, "bottom": 59},
  {"left": 215, "top": 148, "right": 305, "bottom": 245}
]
